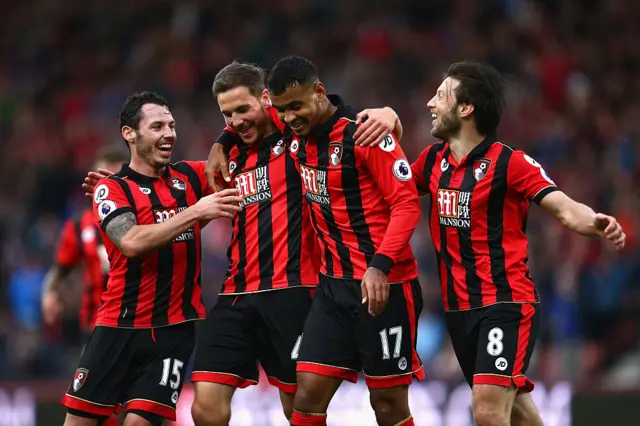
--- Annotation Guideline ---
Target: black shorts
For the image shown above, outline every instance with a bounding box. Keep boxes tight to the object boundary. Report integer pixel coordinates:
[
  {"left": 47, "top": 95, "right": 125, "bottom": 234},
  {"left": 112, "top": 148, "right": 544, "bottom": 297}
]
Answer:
[
  {"left": 296, "top": 275, "right": 424, "bottom": 389},
  {"left": 61, "top": 321, "right": 196, "bottom": 421},
  {"left": 192, "top": 287, "right": 314, "bottom": 393},
  {"left": 445, "top": 302, "right": 540, "bottom": 392}
]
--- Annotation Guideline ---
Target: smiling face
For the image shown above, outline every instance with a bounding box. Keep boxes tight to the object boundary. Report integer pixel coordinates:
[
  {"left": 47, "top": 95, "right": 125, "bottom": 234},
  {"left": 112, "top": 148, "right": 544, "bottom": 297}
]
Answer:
[
  {"left": 270, "top": 82, "right": 327, "bottom": 137},
  {"left": 122, "top": 103, "right": 176, "bottom": 169},
  {"left": 217, "top": 86, "right": 271, "bottom": 145},
  {"left": 426, "top": 77, "right": 464, "bottom": 141}
]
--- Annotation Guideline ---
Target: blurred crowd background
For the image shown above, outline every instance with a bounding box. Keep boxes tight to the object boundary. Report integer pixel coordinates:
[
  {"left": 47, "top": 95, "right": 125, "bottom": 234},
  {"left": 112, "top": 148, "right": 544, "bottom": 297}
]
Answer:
[{"left": 1, "top": 0, "right": 639, "bottom": 397}]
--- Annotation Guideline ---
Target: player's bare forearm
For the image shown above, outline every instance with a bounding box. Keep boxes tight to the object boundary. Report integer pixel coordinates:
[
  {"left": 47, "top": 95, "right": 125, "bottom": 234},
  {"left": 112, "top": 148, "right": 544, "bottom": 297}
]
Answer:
[
  {"left": 43, "top": 263, "right": 72, "bottom": 292},
  {"left": 540, "top": 191, "right": 597, "bottom": 236},
  {"left": 107, "top": 210, "right": 200, "bottom": 258}
]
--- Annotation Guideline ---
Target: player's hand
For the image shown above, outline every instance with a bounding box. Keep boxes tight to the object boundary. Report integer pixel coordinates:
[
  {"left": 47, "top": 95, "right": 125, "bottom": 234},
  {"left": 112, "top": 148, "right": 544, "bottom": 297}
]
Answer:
[
  {"left": 83, "top": 168, "right": 115, "bottom": 198},
  {"left": 41, "top": 290, "right": 63, "bottom": 325},
  {"left": 354, "top": 107, "right": 398, "bottom": 147},
  {"left": 595, "top": 213, "right": 626, "bottom": 250},
  {"left": 361, "top": 267, "right": 390, "bottom": 316},
  {"left": 195, "top": 188, "right": 242, "bottom": 220},
  {"left": 206, "top": 143, "right": 230, "bottom": 193}
]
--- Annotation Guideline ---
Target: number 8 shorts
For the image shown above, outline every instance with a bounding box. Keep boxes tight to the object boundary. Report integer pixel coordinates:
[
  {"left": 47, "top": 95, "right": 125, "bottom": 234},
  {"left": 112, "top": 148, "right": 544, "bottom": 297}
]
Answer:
[
  {"left": 445, "top": 302, "right": 540, "bottom": 392},
  {"left": 296, "top": 274, "right": 425, "bottom": 389},
  {"left": 61, "top": 321, "right": 195, "bottom": 421}
]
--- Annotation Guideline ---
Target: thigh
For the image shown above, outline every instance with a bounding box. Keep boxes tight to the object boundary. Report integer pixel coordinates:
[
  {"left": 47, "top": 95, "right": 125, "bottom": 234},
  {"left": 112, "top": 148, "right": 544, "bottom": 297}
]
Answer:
[
  {"left": 296, "top": 276, "right": 360, "bottom": 383},
  {"left": 445, "top": 309, "right": 477, "bottom": 387},
  {"left": 191, "top": 295, "right": 260, "bottom": 388},
  {"left": 61, "top": 326, "right": 133, "bottom": 417},
  {"left": 359, "top": 280, "right": 425, "bottom": 388},
  {"left": 256, "top": 287, "right": 314, "bottom": 393},
  {"left": 474, "top": 302, "right": 540, "bottom": 392},
  {"left": 123, "top": 322, "right": 196, "bottom": 422}
]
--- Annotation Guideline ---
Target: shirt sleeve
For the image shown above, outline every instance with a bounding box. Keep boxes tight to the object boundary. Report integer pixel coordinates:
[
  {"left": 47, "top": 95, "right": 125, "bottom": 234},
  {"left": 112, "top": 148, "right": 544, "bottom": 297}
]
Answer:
[
  {"left": 356, "top": 133, "right": 421, "bottom": 274},
  {"left": 508, "top": 150, "right": 559, "bottom": 204},
  {"left": 55, "top": 218, "right": 82, "bottom": 267},
  {"left": 216, "top": 127, "right": 241, "bottom": 154},
  {"left": 92, "top": 178, "right": 135, "bottom": 232},
  {"left": 411, "top": 145, "right": 433, "bottom": 196},
  {"left": 181, "top": 160, "right": 215, "bottom": 196}
]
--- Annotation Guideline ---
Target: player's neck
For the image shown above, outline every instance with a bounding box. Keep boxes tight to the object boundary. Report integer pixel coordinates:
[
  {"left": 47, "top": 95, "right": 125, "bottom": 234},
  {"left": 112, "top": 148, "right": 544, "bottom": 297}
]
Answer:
[
  {"left": 448, "top": 128, "right": 486, "bottom": 163},
  {"left": 129, "top": 157, "right": 165, "bottom": 178},
  {"left": 262, "top": 119, "right": 279, "bottom": 139},
  {"left": 317, "top": 102, "right": 337, "bottom": 127}
]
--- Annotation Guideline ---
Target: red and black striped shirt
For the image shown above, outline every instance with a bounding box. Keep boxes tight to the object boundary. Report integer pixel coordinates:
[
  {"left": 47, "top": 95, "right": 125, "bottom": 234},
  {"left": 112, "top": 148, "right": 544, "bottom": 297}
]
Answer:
[
  {"left": 412, "top": 136, "right": 559, "bottom": 311},
  {"left": 92, "top": 162, "right": 209, "bottom": 328},
  {"left": 217, "top": 107, "right": 319, "bottom": 294},
  {"left": 290, "top": 95, "right": 420, "bottom": 282},
  {"left": 55, "top": 209, "right": 109, "bottom": 332}
]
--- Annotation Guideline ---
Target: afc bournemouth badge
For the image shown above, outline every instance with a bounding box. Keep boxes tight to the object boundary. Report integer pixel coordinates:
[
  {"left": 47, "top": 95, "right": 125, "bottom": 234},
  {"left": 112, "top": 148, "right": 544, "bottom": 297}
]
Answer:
[
  {"left": 329, "top": 142, "right": 343, "bottom": 166},
  {"left": 473, "top": 158, "right": 492, "bottom": 181},
  {"left": 72, "top": 368, "right": 89, "bottom": 392},
  {"left": 169, "top": 177, "right": 186, "bottom": 191},
  {"left": 272, "top": 139, "right": 285, "bottom": 156}
]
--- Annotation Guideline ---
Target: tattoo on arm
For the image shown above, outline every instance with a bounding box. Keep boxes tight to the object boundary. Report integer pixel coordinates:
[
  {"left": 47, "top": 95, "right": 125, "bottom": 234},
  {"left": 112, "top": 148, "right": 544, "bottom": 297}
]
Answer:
[{"left": 104, "top": 212, "right": 137, "bottom": 247}]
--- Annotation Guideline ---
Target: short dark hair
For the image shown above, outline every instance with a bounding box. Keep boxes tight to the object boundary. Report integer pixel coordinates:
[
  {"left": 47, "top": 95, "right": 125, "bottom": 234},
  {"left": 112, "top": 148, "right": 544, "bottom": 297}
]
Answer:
[
  {"left": 94, "top": 144, "right": 130, "bottom": 164},
  {"left": 212, "top": 61, "right": 265, "bottom": 98},
  {"left": 445, "top": 61, "right": 505, "bottom": 136},
  {"left": 266, "top": 56, "right": 319, "bottom": 96},
  {"left": 119, "top": 91, "right": 170, "bottom": 131}
]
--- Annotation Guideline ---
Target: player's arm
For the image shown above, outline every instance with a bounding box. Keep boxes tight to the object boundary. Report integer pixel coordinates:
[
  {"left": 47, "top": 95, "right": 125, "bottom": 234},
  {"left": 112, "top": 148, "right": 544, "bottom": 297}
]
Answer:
[
  {"left": 540, "top": 192, "right": 625, "bottom": 247},
  {"left": 353, "top": 107, "right": 403, "bottom": 146},
  {"left": 205, "top": 128, "right": 240, "bottom": 192},
  {"left": 509, "top": 151, "right": 626, "bottom": 249},
  {"left": 358, "top": 133, "right": 420, "bottom": 315},
  {"left": 95, "top": 179, "right": 242, "bottom": 258},
  {"left": 361, "top": 134, "right": 421, "bottom": 273}
]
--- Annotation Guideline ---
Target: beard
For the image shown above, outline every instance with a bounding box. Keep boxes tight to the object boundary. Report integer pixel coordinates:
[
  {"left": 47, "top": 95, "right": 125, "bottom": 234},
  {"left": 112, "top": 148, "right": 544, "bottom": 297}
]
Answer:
[
  {"left": 431, "top": 109, "right": 462, "bottom": 141},
  {"left": 135, "top": 134, "right": 171, "bottom": 167}
]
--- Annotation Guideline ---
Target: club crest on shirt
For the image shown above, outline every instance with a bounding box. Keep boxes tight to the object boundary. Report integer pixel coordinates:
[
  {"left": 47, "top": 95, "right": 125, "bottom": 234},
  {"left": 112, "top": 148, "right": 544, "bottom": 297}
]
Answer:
[
  {"left": 72, "top": 368, "right": 89, "bottom": 392},
  {"left": 169, "top": 177, "right": 186, "bottom": 191},
  {"left": 272, "top": 139, "right": 285, "bottom": 156},
  {"left": 473, "top": 158, "right": 492, "bottom": 181},
  {"left": 329, "top": 142, "right": 343, "bottom": 166}
]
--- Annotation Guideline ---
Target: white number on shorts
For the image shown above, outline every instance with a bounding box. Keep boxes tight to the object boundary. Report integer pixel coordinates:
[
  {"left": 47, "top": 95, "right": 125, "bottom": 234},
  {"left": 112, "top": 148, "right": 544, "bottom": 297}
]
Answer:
[
  {"left": 159, "top": 358, "right": 184, "bottom": 390},
  {"left": 486, "top": 327, "right": 504, "bottom": 356},
  {"left": 379, "top": 326, "right": 403, "bottom": 360},
  {"left": 291, "top": 334, "right": 303, "bottom": 360}
]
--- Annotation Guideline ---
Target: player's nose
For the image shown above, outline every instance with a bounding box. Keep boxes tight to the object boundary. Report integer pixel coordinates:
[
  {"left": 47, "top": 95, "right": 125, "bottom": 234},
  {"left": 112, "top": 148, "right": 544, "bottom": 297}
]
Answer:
[{"left": 284, "top": 111, "right": 296, "bottom": 124}]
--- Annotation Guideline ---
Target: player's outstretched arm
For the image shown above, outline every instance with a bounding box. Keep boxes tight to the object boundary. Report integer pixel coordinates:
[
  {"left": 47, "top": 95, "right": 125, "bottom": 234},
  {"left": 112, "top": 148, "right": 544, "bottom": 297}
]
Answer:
[
  {"left": 539, "top": 191, "right": 626, "bottom": 249},
  {"left": 104, "top": 189, "right": 242, "bottom": 258},
  {"left": 354, "top": 107, "right": 403, "bottom": 147}
]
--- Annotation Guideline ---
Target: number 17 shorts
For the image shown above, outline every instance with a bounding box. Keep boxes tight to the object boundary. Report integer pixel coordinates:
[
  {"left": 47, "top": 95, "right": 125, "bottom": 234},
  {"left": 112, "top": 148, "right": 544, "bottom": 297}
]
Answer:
[{"left": 296, "top": 274, "right": 425, "bottom": 389}]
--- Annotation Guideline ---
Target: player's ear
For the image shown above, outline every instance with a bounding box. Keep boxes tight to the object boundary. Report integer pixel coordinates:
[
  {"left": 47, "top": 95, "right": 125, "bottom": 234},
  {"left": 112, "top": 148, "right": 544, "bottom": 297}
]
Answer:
[
  {"left": 122, "top": 126, "right": 136, "bottom": 145},
  {"left": 313, "top": 81, "right": 326, "bottom": 100},
  {"left": 261, "top": 88, "right": 271, "bottom": 107},
  {"left": 458, "top": 103, "right": 474, "bottom": 119}
]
